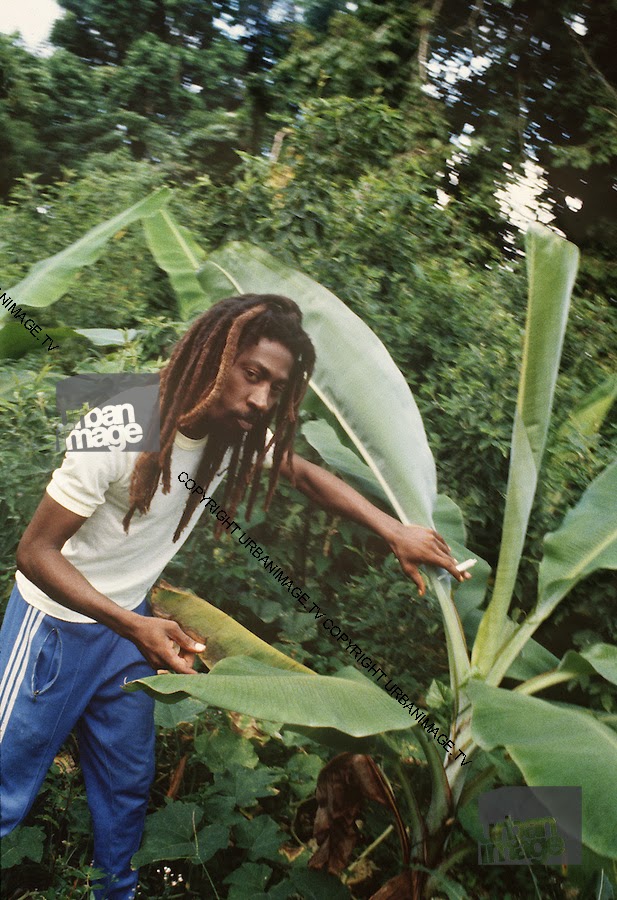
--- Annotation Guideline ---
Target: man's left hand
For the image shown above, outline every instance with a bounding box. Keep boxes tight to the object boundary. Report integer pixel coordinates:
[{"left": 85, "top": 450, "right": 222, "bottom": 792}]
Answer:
[{"left": 388, "top": 523, "right": 471, "bottom": 597}]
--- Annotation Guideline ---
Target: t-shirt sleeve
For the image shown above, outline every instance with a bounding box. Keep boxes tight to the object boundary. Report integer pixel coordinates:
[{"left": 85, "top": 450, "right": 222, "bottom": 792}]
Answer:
[{"left": 46, "top": 446, "right": 127, "bottom": 518}]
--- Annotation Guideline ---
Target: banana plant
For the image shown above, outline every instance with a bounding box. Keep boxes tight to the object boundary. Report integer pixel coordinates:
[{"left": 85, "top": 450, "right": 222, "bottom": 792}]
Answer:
[
  {"left": 7, "top": 192, "right": 617, "bottom": 892},
  {"left": 131, "top": 218, "right": 617, "bottom": 886}
]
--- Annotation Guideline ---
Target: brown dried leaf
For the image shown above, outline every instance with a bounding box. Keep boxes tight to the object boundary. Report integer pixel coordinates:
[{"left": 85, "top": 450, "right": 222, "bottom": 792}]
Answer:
[
  {"left": 151, "top": 581, "right": 310, "bottom": 673},
  {"left": 166, "top": 754, "right": 187, "bottom": 799},
  {"left": 309, "top": 753, "right": 409, "bottom": 875},
  {"left": 228, "top": 711, "right": 271, "bottom": 744}
]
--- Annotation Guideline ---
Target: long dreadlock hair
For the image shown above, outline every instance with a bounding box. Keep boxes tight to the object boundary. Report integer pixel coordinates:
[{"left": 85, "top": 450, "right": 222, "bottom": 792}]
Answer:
[{"left": 123, "top": 294, "right": 316, "bottom": 542}]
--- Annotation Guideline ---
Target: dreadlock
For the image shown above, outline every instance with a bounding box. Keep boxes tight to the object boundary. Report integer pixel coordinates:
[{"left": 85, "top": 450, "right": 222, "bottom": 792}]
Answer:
[{"left": 123, "top": 294, "right": 316, "bottom": 542}]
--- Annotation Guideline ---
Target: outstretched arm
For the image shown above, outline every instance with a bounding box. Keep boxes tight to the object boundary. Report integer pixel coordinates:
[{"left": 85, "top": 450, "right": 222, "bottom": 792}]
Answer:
[{"left": 279, "top": 453, "right": 468, "bottom": 596}]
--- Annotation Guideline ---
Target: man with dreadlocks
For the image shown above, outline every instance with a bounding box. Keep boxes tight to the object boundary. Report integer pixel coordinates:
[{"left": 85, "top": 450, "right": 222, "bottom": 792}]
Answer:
[{"left": 1, "top": 294, "right": 467, "bottom": 899}]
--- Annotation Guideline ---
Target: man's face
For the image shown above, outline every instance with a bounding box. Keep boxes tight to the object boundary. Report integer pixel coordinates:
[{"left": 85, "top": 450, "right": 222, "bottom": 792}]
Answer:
[{"left": 187, "top": 337, "right": 294, "bottom": 438}]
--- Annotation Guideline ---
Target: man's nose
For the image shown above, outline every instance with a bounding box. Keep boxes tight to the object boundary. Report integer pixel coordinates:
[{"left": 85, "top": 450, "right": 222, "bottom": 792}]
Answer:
[{"left": 248, "top": 384, "right": 271, "bottom": 412}]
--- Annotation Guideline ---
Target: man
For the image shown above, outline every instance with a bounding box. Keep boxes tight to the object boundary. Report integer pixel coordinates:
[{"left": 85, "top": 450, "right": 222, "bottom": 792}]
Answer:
[{"left": 0, "top": 294, "right": 467, "bottom": 898}]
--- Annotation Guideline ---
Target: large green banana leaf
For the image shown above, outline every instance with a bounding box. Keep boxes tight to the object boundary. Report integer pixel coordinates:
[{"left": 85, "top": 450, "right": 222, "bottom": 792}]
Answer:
[
  {"left": 127, "top": 657, "right": 415, "bottom": 738},
  {"left": 468, "top": 681, "right": 617, "bottom": 859},
  {"left": 145, "top": 582, "right": 430, "bottom": 758},
  {"left": 0, "top": 188, "right": 170, "bottom": 320},
  {"left": 197, "top": 241, "right": 437, "bottom": 529},
  {"left": 489, "top": 458, "right": 617, "bottom": 684},
  {"left": 192, "top": 240, "right": 470, "bottom": 685},
  {"left": 472, "top": 225, "right": 579, "bottom": 673}
]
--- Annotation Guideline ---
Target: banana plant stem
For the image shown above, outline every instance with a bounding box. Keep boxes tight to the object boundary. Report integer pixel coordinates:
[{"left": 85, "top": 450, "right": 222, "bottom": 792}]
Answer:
[
  {"left": 514, "top": 668, "right": 576, "bottom": 695},
  {"left": 345, "top": 825, "right": 395, "bottom": 875}
]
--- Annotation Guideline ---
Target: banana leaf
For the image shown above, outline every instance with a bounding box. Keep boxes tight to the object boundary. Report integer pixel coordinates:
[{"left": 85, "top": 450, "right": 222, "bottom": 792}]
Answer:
[
  {"left": 556, "top": 374, "right": 617, "bottom": 450},
  {"left": 151, "top": 582, "right": 312, "bottom": 673},
  {"left": 193, "top": 242, "right": 470, "bottom": 684},
  {"left": 469, "top": 681, "right": 617, "bottom": 859},
  {"left": 142, "top": 209, "right": 209, "bottom": 320},
  {"left": 127, "top": 656, "right": 416, "bottom": 738},
  {"left": 473, "top": 224, "right": 579, "bottom": 673},
  {"left": 197, "top": 242, "right": 437, "bottom": 529},
  {"left": 489, "top": 458, "right": 617, "bottom": 683},
  {"left": 537, "top": 459, "right": 617, "bottom": 620},
  {"left": 554, "top": 643, "right": 617, "bottom": 687},
  {"left": 0, "top": 188, "right": 171, "bottom": 320},
  {"left": 0, "top": 323, "right": 139, "bottom": 362}
]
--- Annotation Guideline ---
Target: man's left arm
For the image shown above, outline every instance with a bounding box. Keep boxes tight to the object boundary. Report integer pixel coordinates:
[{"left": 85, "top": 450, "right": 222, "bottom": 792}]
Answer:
[{"left": 280, "top": 453, "right": 468, "bottom": 597}]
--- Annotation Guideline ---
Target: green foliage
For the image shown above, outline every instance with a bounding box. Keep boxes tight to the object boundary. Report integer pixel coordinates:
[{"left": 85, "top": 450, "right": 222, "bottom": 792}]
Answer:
[
  {"left": 132, "top": 801, "right": 230, "bottom": 867},
  {"left": 0, "top": 825, "right": 45, "bottom": 869},
  {"left": 0, "top": 365, "right": 61, "bottom": 597},
  {"left": 2, "top": 3, "right": 616, "bottom": 893}
]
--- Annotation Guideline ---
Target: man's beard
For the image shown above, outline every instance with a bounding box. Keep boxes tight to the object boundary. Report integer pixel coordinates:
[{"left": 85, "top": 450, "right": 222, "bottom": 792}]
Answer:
[{"left": 209, "top": 410, "right": 267, "bottom": 441}]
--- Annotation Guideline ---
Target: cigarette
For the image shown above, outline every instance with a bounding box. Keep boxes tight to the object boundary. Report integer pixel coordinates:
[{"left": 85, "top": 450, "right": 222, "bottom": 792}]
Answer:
[{"left": 456, "top": 558, "right": 477, "bottom": 573}]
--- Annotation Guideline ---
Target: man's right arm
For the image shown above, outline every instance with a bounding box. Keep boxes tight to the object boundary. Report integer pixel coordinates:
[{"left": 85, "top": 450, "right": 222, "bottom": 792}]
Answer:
[{"left": 16, "top": 494, "right": 202, "bottom": 674}]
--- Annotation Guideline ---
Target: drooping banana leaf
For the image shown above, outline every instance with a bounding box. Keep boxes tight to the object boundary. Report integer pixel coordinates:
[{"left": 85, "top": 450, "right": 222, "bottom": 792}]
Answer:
[
  {"left": 0, "top": 188, "right": 171, "bottom": 320},
  {"left": 472, "top": 225, "right": 579, "bottom": 674},
  {"left": 469, "top": 681, "right": 617, "bottom": 859},
  {"left": 151, "top": 582, "right": 312, "bottom": 673},
  {"left": 151, "top": 584, "right": 418, "bottom": 755}
]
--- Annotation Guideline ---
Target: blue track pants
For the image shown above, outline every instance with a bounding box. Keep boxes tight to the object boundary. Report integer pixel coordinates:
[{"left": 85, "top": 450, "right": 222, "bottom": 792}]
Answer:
[{"left": 0, "top": 583, "right": 156, "bottom": 899}]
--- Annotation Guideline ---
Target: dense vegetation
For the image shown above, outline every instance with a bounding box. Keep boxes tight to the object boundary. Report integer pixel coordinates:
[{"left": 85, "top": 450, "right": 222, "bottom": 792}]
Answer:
[{"left": 1, "top": 1, "right": 615, "bottom": 898}]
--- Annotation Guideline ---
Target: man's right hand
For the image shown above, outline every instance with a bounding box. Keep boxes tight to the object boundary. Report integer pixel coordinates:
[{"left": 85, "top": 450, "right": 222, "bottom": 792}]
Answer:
[{"left": 129, "top": 617, "right": 205, "bottom": 675}]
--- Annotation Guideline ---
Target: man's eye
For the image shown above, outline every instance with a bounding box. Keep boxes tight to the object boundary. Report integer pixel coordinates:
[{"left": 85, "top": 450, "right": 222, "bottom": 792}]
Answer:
[{"left": 245, "top": 370, "right": 259, "bottom": 381}]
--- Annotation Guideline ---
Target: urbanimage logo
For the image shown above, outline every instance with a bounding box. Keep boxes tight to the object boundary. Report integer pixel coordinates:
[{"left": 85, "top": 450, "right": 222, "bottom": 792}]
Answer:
[
  {"left": 55, "top": 374, "right": 160, "bottom": 453},
  {"left": 477, "top": 785, "right": 582, "bottom": 866}
]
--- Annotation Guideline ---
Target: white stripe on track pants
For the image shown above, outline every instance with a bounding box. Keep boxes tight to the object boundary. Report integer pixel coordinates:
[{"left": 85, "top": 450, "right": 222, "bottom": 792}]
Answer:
[{"left": 0, "top": 582, "right": 156, "bottom": 900}]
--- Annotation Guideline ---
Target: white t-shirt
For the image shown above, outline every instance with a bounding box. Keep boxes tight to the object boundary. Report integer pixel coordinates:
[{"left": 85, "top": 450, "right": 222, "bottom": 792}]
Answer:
[{"left": 16, "top": 431, "right": 234, "bottom": 622}]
